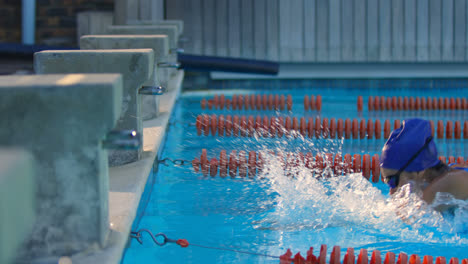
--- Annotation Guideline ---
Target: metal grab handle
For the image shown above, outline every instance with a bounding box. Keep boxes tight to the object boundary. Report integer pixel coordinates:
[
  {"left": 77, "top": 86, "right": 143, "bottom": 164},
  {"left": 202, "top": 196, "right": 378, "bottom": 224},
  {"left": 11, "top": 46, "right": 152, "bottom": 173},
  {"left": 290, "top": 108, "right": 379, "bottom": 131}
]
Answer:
[
  {"left": 157, "top": 62, "right": 181, "bottom": 68},
  {"left": 103, "top": 130, "right": 141, "bottom": 150},
  {"left": 139, "top": 86, "right": 166, "bottom": 95},
  {"left": 170, "top": 48, "right": 184, "bottom": 54}
]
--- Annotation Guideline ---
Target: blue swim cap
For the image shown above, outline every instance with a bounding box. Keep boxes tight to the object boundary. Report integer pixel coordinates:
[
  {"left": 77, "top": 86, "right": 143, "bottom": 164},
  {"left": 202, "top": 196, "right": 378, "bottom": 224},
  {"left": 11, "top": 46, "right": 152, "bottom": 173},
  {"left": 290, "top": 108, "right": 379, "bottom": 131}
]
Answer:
[{"left": 380, "top": 118, "right": 439, "bottom": 172}]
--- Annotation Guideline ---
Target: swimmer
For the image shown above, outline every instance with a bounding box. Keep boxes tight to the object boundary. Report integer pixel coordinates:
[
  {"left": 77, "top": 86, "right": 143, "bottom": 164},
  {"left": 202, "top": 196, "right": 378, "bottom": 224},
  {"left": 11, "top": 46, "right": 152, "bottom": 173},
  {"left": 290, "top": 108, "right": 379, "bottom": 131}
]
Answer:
[{"left": 380, "top": 118, "right": 468, "bottom": 206}]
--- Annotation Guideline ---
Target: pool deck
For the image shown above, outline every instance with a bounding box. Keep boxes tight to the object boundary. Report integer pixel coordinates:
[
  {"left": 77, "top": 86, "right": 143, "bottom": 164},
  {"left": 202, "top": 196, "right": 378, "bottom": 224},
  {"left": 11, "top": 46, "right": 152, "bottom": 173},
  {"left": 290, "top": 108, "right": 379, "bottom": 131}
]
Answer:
[{"left": 70, "top": 70, "right": 184, "bottom": 264}]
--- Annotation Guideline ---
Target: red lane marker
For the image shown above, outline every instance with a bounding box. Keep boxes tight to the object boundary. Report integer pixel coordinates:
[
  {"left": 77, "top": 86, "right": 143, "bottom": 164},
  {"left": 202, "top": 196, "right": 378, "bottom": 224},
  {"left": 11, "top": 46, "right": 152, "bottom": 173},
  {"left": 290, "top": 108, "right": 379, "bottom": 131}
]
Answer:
[
  {"left": 421, "top": 97, "right": 427, "bottom": 110},
  {"left": 344, "top": 154, "right": 352, "bottom": 174},
  {"left": 304, "top": 95, "right": 310, "bottom": 111},
  {"left": 238, "top": 95, "right": 244, "bottom": 110},
  {"left": 248, "top": 151, "right": 256, "bottom": 178},
  {"left": 368, "top": 96, "right": 374, "bottom": 111},
  {"left": 448, "top": 156, "right": 456, "bottom": 164},
  {"left": 439, "top": 97, "right": 445, "bottom": 110},
  {"left": 300, "top": 117, "right": 307, "bottom": 137},
  {"left": 385, "top": 252, "right": 396, "bottom": 264},
  {"left": 384, "top": 119, "right": 391, "bottom": 139},
  {"left": 232, "top": 115, "right": 240, "bottom": 137},
  {"left": 293, "top": 117, "right": 300, "bottom": 135},
  {"left": 394, "top": 119, "right": 401, "bottom": 130},
  {"left": 392, "top": 96, "right": 397, "bottom": 111},
  {"left": 219, "top": 94, "right": 225, "bottom": 109},
  {"left": 322, "top": 118, "right": 329, "bottom": 138},
  {"left": 362, "top": 154, "right": 371, "bottom": 180},
  {"left": 427, "top": 97, "right": 432, "bottom": 110},
  {"left": 238, "top": 151, "right": 247, "bottom": 178},
  {"left": 308, "top": 117, "right": 315, "bottom": 139},
  {"left": 318, "top": 245, "right": 327, "bottom": 264},
  {"left": 372, "top": 154, "right": 380, "bottom": 183},
  {"left": 446, "top": 121, "right": 453, "bottom": 139},
  {"left": 201, "top": 98, "right": 207, "bottom": 109},
  {"left": 337, "top": 118, "right": 344, "bottom": 139},
  {"left": 330, "top": 246, "right": 341, "bottom": 264},
  {"left": 403, "top": 96, "right": 409, "bottom": 110},
  {"left": 456, "top": 98, "right": 462, "bottom": 110},
  {"left": 232, "top": 94, "right": 238, "bottom": 110},
  {"left": 345, "top": 118, "right": 352, "bottom": 139},
  {"left": 203, "top": 114, "right": 210, "bottom": 136},
  {"left": 330, "top": 118, "right": 337, "bottom": 139},
  {"left": 310, "top": 95, "right": 316, "bottom": 110},
  {"left": 358, "top": 96, "right": 364, "bottom": 112},
  {"left": 358, "top": 248, "right": 369, "bottom": 264},
  {"left": 375, "top": 96, "right": 380, "bottom": 111},
  {"left": 423, "top": 255, "right": 433, "bottom": 264},
  {"left": 244, "top": 95, "right": 250, "bottom": 110},
  {"left": 211, "top": 114, "right": 218, "bottom": 136},
  {"left": 240, "top": 116, "right": 247, "bottom": 137},
  {"left": 398, "top": 252, "right": 408, "bottom": 264},
  {"left": 270, "top": 117, "right": 278, "bottom": 137},
  {"left": 380, "top": 96, "right": 386, "bottom": 110},
  {"left": 218, "top": 115, "right": 225, "bottom": 137},
  {"left": 334, "top": 154, "right": 342, "bottom": 176},
  {"left": 219, "top": 150, "right": 227, "bottom": 177},
  {"left": 280, "top": 95, "right": 285, "bottom": 111},
  {"left": 287, "top": 95, "right": 293, "bottom": 111},
  {"left": 445, "top": 97, "right": 450, "bottom": 110},
  {"left": 278, "top": 117, "right": 285, "bottom": 138},
  {"left": 274, "top": 94, "right": 280, "bottom": 110},
  {"left": 398, "top": 96, "right": 404, "bottom": 110},
  {"left": 464, "top": 121, "right": 468, "bottom": 139},
  {"left": 439, "top": 156, "right": 447, "bottom": 163},
  {"left": 409, "top": 97, "right": 415, "bottom": 110},
  {"left": 375, "top": 119, "right": 382, "bottom": 139},
  {"left": 247, "top": 116, "right": 254, "bottom": 137},
  {"left": 201, "top": 149, "right": 209, "bottom": 176},
  {"left": 430, "top": 120, "right": 434, "bottom": 137},
  {"left": 228, "top": 151, "right": 237, "bottom": 177},
  {"left": 372, "top": 250, "right": 382, "bottom": 264},
  {"left": 437, "top": 120, "right": 444, "bottom": 139},
  {"left": 315, "top": 116, "right": 322, "bottom": 139},
  {"left": 285, "top": 116, "right": 292, "bottom": 137},
  {"left": 210, "top": 158, "right": 218, "bottom": 177},
  {"left": 415, "top": 97, "right": 421, "bottom": 110},
  {"left": 360, "top": 119, "right": 366, "bottom": 139},
  {"left": 436, "top": 257, "right": 447, "bottom": 264},
  {"left": 315, "top": 154, "right": 324, "bottom": 175},
  {"left": 450, "top": 98, "right": 456, "bottom": 110},
  {"left": 196, "top": 115, "right": 203, "bottom": 136},
  {"left": 344, "top": 248, "right": 355, "bottom": 264},
  {"left": 386, "top": 97, "right": 392, "bottom": 111},
  {"left": 410, "top": 255, "right": 421, "bottom": 264},
  {"left": 225, "top": 115, "right": 232, "bottom": 137},
  {"left": 457, "top": 156, "right": 465, "bottom": 165},
  {"left": 192, "top": 158, "right": 200, "bottom": 172},
  {"left": 316, "top": 95, "right": 322, "bottom": 111},
  {"left": 353, "top": 154, "right": 362, "bottom": 173}
]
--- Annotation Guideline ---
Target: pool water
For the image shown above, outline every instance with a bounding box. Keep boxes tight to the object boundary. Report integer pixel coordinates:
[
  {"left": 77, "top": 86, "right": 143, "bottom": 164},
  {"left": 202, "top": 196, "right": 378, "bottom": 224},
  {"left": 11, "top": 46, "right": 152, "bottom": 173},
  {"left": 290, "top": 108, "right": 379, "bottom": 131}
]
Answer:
[{"left": 122, "top": 80, "right": 468, "bottom": 263}]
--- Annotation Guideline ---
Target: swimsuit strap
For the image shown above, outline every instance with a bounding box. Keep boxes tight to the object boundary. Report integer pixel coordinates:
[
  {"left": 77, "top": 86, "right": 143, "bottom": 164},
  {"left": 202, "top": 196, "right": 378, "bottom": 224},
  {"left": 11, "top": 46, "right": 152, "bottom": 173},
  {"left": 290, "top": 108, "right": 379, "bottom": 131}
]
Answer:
[{"left": 448, "top": 163, "right": 468, "bottom": 172}]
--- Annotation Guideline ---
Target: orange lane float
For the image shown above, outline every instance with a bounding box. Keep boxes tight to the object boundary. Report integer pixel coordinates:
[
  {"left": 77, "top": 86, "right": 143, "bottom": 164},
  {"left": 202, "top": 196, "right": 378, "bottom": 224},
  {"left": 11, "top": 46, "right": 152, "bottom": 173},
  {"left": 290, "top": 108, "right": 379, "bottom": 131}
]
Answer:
[
  {"left": 278, "top": 245, "right": 466, "bottom": 264},
  {"left": 193, "top": 149, "right": 466, "bottom": 180},
  {"left": 363, "top": 96, "right": 468, "bottom": 111},
  {"left": 200, "top": 94, "right": 292, "bottom": 111},
  {"left": 304, "top": 95, "right": 322, "bottom": 111},
  {"left": 195, "top": 114, "right": 467, "bottom": 140}
]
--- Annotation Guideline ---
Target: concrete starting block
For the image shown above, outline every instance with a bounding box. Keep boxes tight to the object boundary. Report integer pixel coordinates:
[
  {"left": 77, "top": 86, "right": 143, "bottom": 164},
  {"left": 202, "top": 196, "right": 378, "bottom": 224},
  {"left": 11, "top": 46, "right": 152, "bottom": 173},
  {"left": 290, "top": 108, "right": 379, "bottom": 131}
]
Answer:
[
  {"left": 0, "top": 149, "right": 35, "bottom": 264},
  {"left": 106, "top": 25, "right": 180, "bottom": 82},
  {"left": 127, "top": 19, "right": 184, "bottom": 38},
  {"left": 80, "top": 35, "right": 169, "bottom": 120},
  {"left": 0, "top": 74, "right": 122, "bottom": 260},
  {"left": 34, "top": 49, "right": 154, "bottom": 166}
]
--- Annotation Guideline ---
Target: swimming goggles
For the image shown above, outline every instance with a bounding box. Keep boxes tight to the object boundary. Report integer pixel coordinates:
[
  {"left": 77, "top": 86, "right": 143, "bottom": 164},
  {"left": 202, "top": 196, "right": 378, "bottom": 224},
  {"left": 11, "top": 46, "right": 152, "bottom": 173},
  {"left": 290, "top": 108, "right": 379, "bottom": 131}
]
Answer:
[{"left": 383, "top": 136, "right": 434, "bottom": 189}]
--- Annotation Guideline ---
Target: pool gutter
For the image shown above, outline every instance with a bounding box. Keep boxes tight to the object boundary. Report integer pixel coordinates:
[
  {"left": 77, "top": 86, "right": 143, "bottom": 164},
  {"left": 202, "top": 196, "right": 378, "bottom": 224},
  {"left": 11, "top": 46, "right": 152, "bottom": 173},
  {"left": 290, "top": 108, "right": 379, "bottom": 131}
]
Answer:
[{"left": 70, "top": 70, "right": 184, "bottom": 264}]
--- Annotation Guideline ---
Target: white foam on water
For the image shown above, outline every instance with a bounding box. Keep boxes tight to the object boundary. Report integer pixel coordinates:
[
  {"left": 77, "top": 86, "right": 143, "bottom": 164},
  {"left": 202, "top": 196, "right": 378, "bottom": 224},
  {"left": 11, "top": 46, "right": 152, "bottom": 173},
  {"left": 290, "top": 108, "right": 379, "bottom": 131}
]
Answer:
[{"left": 253, "top": 146, "right": 468, "bottom": 246}]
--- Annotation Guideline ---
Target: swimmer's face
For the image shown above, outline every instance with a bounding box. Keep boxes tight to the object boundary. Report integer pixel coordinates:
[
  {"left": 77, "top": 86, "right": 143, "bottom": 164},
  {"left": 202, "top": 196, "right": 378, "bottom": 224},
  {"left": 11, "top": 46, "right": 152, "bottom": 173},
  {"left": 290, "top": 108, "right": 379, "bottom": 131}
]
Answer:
[{"left": 381, "top": 167, "right": 415, "bottom": 194}]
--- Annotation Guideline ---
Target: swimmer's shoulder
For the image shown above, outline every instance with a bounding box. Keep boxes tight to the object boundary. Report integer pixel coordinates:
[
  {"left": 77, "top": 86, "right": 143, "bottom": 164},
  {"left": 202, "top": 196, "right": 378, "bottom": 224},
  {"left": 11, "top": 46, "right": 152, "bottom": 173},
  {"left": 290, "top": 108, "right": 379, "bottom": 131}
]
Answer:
[{"left": 423, "top": 168, "right": 468, "bottom": 203}]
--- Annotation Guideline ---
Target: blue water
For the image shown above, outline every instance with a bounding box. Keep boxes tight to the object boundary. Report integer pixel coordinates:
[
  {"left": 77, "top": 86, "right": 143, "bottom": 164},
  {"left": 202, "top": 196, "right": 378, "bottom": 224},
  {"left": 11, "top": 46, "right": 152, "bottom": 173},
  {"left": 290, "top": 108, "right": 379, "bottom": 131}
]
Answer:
[{"left": 122, "top": 82, "right": 468, "bottom": 263}]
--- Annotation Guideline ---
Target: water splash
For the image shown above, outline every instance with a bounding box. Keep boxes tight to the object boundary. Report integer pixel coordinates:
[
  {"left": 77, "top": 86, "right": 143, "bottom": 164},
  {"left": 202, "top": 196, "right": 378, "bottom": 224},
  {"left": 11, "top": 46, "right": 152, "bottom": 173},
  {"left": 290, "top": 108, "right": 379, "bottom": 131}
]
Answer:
[{"left": 254, "top": 147, "right": 468, "bottom": 247}]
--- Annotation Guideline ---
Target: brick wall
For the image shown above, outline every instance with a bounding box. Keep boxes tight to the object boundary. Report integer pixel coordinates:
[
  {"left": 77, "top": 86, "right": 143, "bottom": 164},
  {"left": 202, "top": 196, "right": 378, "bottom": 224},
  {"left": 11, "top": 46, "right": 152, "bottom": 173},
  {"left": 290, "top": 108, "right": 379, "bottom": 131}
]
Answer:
[
  {"left": 0, "top": 0, "right": 114, "bottom": 46},
  {"left": 0, "top": 0, "right": 22, "bottom": 43}
]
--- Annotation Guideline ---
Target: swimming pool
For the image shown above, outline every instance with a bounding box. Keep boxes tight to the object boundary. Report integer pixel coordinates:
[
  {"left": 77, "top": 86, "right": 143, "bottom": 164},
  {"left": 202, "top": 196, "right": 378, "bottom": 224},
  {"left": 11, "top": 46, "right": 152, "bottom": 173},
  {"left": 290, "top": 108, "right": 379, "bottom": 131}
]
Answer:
[{"left": 121, "top": 79, "right": 468, "bottom": 264}]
